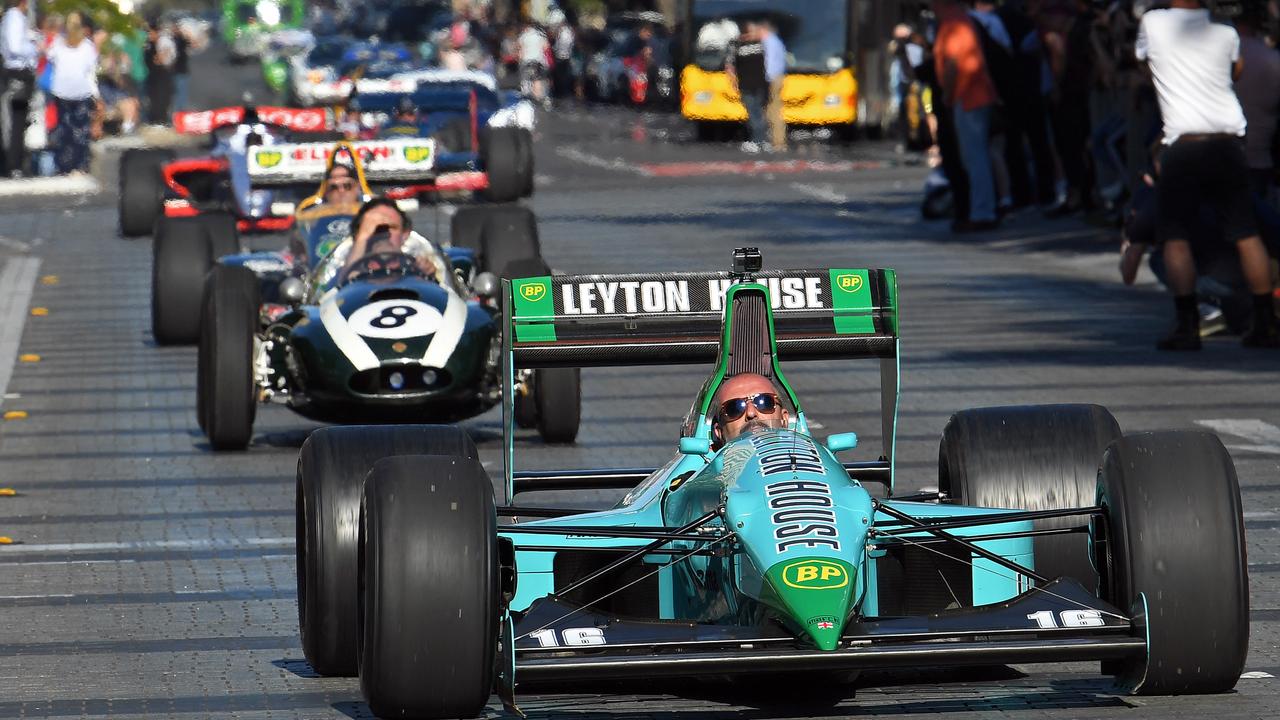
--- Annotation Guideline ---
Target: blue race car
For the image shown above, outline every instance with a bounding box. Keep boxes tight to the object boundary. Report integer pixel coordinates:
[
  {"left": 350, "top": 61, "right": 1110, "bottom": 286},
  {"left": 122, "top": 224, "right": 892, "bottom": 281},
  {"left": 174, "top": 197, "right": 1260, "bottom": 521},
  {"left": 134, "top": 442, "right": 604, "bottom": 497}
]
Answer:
[{"left": 295, "top": 248, "right": 1249, "bottom": 718}]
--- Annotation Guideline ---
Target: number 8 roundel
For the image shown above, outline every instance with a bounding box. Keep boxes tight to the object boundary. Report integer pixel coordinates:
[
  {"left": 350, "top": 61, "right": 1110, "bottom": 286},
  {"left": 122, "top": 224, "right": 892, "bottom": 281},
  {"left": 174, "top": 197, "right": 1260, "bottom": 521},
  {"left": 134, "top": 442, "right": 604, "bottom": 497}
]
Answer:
[{"left": 347, "top": 299, "right": 443, "bottom": 339}]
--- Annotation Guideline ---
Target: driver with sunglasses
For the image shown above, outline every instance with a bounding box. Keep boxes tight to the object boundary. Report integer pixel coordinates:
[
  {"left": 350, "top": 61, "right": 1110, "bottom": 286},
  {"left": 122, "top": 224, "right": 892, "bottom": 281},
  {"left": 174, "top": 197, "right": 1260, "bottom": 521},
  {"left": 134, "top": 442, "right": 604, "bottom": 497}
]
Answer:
[{"left": 711, "top": 372, "right": 791, "bottom": 448}]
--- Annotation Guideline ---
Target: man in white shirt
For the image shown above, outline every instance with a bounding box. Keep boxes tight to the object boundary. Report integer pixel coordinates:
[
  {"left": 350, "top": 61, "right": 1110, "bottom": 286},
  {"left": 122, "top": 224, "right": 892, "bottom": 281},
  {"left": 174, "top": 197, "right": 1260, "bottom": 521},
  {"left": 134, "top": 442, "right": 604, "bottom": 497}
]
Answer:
[
  {"left": 517, "top": 23, "right": 549, "bottom": 105},
  {"left": 0, "top": 0, "right": 37, "bottom": 177},
  {"left": 1136, "top": 0, "right": 1277, "bottom": 349}
]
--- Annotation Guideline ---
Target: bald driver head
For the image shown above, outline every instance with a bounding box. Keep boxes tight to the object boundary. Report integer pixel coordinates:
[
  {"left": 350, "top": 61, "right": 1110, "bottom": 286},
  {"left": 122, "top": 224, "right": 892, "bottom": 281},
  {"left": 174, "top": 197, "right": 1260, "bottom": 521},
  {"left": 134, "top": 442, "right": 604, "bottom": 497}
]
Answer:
[{"left": 713, "top": 372, "right": 790, "bottom": 445}]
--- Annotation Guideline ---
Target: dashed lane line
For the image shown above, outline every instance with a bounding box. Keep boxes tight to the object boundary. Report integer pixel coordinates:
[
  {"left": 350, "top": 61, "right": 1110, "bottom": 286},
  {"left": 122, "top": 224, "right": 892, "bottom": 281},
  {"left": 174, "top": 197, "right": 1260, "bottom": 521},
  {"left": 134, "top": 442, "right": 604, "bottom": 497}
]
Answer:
[
  {"left": 0, "top": 174, "right": 100, "bottom": 197},
  {"left": 0, "top": 536, "right": 294, "bottom": 555},
  {"left": 0, "top": 257, "right": 41, "bottom": 408}
]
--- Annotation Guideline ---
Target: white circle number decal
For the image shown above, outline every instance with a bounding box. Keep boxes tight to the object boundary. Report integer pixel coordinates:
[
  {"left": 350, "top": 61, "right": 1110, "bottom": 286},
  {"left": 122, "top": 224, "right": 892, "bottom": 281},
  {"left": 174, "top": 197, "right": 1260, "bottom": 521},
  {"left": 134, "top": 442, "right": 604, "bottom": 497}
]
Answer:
[{"left": 347, "top": 299, "right": 442, "bottom": 339}]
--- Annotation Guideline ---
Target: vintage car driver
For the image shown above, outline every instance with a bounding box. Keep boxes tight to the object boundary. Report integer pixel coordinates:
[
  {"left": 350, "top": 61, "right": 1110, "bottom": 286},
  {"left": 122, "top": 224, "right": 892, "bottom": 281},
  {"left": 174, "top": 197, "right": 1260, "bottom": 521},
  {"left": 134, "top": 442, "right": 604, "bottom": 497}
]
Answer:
[
  {"left": 712, "top": 372, "right": 791, "bottom": 447},
  {"left": 339, "top": 197, "right": 444, "bottom": 284}
]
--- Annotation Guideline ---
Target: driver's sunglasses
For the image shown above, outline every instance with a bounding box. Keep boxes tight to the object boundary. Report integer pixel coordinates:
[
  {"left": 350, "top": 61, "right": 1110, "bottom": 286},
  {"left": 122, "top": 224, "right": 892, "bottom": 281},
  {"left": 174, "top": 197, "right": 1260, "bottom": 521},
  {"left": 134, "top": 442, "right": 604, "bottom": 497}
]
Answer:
[
  {"left": 719, "top": 393, "right": 780, "bottom": 422},
  {"left": 328, "top": 181, "right": 356, "bottom": 191}
]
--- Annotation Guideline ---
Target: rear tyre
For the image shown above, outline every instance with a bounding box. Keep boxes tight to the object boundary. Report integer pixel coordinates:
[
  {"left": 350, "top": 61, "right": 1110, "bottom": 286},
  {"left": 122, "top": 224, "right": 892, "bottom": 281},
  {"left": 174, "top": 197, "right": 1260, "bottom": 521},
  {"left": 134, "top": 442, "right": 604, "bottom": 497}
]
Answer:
[
  {"left": 201, "top": 212, "right": 241, "bottom": 259},
  {"left": 119, "top": 148, "right": 173, "bottom": 237},
  {"left": 198, "top": 265, "right": 259, "bottom": 450},
  {"left": 514, "top": 371, "right": 538, "bottom": 429},
  {"left": 480, "top": 126, "right": 523, "bottom": 202},
  {"left": 481, "top": 207, "right": 542, "bottom": 277},
  {"left": 297, "top": 425, "right": 478, "bottom": 677},
  {"left": 359, "top": 455, "right": 498, "bottom": 719},
  {"left": 152, "top": 216, "right": 215, "bottom": 345},
  {"left": 449, "top": 206, "right": 489, "bottom": 254},
  {"left": 1096, "top": 431, "right": 1248, "bottom": 695},
  {"left": 515, "top": 128, "right": 534, "bottom": 198},
  {"left": 534, "top": 367, "right": 581, "bottom": 444},
  {"left": 938, "top": 404, "right": 1121, "bottom": 590}
]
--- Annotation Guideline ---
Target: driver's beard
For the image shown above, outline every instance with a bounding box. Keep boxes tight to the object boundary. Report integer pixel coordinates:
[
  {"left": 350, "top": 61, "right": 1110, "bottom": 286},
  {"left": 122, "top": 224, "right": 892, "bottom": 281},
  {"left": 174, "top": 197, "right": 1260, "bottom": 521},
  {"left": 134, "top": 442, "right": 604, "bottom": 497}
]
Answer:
[{"left": 744, "top": 419, "right": 778, "bottom": 434}]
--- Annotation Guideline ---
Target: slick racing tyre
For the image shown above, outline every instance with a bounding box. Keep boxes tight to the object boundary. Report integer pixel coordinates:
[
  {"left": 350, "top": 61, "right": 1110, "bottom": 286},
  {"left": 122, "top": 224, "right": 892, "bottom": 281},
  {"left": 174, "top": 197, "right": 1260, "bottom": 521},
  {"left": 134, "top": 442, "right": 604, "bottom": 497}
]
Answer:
[
  {"left": 449, "top": 206, "right": 488, "bottom": 254},
  {"left": 534, "top": 367, "right": 581, "bottom": 444},
  {"left": 938, "top": 404, "right": 1121, "bottom": 590},
  {"left": 152, "top": 216, "right": 215, "bottom": 345},
  {"left": 480, "top": 126, "right": 524, "bottom": 202},
  {"left": 483, "top": 210, "right": 542, "bottom": 278},
  {"left": 1096, "top": 431, "right": 1248, "bottom": 695},
  {"left": 198, "top": 265, "right": 259, "bottom": 450},
  {"left": 513, "top": 370, "right": 538, "bottom": 429},
  {"left": 515, "top": 128, "right": 534, "bottom": 198},
  {"left": 359, "top": 454, "right": 498, "bottom": 720},
  {"left": 297, "top": 426, "right": 478, "bottom": 677},
  {"left": 201, "top": 212, "right": 241, "bottom": 259},
  {"left": 118, "top": 148, "right": 173, "bottom": 237}
]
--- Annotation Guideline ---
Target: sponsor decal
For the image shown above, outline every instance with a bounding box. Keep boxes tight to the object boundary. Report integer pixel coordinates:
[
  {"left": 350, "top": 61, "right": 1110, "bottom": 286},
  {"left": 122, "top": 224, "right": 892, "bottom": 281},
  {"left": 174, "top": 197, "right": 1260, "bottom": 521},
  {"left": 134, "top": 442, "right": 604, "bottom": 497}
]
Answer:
[
  {"left": 781, "top": 560, "right": 848, "bottom": 590},
  {"left": 391, "top": 341, "right": 408, "bottom": 353},
  {"left": 763, "top": 478, "right": 840, "bottom": 553},
  {"left": 347, "top": 299, "right": 443, "bottom": 340},
  {"left": 833, "top": 273, "right": 863, "bottom": 293},
  {"left": 807, "top": 616, "right": 837, "bottom": 628},
  {"left": 521, "top": 282, "right": 548, "bottom": 302},
  {"left": 254, "top": 150, "right": 283, "bottom": 169},
  {"left": 751, "top": 433, "right": 826, "bottom": 477},
  {"left": 403, "top": 145, "right": 433, "bottom": 163},
  {"left": 552, "top": 275, "right": 830, "bottom": 316}
]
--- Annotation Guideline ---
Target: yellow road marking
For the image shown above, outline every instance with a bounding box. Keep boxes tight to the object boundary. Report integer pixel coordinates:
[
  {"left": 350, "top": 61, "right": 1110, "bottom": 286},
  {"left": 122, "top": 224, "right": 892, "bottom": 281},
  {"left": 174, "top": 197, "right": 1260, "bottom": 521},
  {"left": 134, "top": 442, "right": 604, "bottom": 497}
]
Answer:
[
  {"left": 40, "top": 275, "right": 58, "bottom": 285},
  {"left": 29, "top": 307, "right": 48, "bottom": 316},
  {"left": 0, "top": 488, "right": 14, "bottom": 496},
  {"left": 3, "top": 410, "right": 27, "bottom": 420},
  {"left": 18, "top": 353, "right": 39, "bottom": 362}
]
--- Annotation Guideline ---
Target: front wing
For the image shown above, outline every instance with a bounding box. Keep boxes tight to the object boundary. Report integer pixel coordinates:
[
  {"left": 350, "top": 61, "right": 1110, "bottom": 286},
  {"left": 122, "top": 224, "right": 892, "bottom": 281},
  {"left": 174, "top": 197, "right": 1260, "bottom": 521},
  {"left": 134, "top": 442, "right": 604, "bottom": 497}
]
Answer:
[{"left": 511, "top": 578, "right": 1141, "bottom": 681}]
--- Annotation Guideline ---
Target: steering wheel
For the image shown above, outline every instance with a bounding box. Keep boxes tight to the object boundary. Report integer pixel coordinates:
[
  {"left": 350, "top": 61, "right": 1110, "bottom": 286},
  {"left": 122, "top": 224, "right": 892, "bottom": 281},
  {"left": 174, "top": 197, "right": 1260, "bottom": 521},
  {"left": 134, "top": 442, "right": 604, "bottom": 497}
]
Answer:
[{"left": 343, "top": 251, "right": 430, "bottom": 284}]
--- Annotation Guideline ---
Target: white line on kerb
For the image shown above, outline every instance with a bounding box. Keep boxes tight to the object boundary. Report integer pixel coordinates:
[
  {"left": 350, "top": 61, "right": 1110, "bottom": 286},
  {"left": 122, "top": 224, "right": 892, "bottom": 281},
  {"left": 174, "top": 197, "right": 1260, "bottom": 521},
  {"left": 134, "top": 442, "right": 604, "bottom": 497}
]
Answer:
[
  {"left": 0, "top": 536, "right": 294, "bottom": 555},
  {"left": 0, "top": 257, "right": 41, "bottom": 407},
  {"left": 0, "top": 174, "right": 99, "bottom": 197},
  {"left": 1195, "top": 419, "right": 1280, "bottom": 456}
]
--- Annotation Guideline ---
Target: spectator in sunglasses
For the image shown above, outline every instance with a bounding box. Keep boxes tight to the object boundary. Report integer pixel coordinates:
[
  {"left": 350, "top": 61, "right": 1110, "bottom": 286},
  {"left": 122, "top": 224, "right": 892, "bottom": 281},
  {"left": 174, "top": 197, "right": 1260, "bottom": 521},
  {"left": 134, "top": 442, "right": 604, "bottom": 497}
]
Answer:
[{"left": 711, "top": 372, "right": 790, "bottom": 448}]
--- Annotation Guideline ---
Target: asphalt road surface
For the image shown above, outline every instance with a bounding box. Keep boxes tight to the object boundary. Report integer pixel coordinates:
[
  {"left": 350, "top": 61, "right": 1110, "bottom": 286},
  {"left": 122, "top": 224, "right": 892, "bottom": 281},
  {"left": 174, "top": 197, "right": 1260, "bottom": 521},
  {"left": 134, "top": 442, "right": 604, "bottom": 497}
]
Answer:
[{"left": 1, "top": 56, "right": 1279, "bottom": 720}]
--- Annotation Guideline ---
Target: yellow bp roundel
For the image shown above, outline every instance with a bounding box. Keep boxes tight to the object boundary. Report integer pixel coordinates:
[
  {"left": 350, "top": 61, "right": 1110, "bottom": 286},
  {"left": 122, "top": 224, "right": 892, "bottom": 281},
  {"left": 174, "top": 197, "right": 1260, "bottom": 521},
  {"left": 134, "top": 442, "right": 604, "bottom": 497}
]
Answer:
[
  {"left": 833, "top": 273, "right": 863, "bottom": 294},
  {"left": 254, "top": 150, "right": 284, "bottom": 169},
  {"left": 781, "top": 559, "right": 849, "bottom": 590},
  {"left": 521, "top": 282, "right": 548, "bottom": 301},
  {"left": 403, "top": 145, "right": 433, "bottom": 163}
]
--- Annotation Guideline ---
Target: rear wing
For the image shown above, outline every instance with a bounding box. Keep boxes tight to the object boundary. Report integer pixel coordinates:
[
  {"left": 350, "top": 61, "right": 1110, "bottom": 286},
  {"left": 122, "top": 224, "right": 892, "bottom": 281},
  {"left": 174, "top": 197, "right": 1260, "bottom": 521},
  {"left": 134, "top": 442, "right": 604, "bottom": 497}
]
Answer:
[
  {"left": 500, "top": 268, "right": 902, "bottom": 500},
  {"left": 172, "top": 106, "right": 333, "bottom": 135},
  {"left": 504, "top": 269, "right": 898, "bottom": 367},
  {"left": 245, "top": 138, "right": 437, "bottom": 186}
]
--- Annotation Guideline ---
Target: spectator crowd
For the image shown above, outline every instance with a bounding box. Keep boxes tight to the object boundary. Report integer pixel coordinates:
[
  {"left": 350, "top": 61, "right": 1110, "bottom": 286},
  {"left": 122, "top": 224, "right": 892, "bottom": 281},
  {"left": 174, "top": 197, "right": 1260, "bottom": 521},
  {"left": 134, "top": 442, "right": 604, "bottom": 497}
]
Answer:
[
  {"left": 0, "top": 0, "right": 197, "bottom": 180},
  {"left": 892, "top": 0, "right": 1279, "bottom": 348}
]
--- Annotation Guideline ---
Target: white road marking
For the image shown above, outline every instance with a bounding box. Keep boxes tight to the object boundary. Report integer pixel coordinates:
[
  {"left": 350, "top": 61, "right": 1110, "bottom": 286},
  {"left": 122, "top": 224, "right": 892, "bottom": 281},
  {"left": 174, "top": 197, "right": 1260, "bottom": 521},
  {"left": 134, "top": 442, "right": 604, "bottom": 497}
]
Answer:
[
  {"left": 0, "top": 257, "right": 41, "bottom": 408},
  {"left": 1241, "top": 671, "right": 1275, "bottom": 679},
  {"left": 0, "top": 536, "right": 293, "bottom": 555},
  {"left": 0, "top": 235, "right": 32, "bottom": 252},
  {"left": 790, "top": 182, "right": 847, "bottom": 204},
  {"left": 1244, "top": 511, "right": 1279, "bottom": 519},
  {"left": 0, "top": 174, "right": 99, "bottom": 197},
  {"left": 1196, "top": 419, "right": 1280, "bottom": 456},
  {"left": 0, "top": 593, "right": 74, "bottom": 600},
  {"left": 3, "top": 558, "right": 138, "bottom": 567},
  {"left": 555, "top": 146, "right": 650, "bottom": 176}
]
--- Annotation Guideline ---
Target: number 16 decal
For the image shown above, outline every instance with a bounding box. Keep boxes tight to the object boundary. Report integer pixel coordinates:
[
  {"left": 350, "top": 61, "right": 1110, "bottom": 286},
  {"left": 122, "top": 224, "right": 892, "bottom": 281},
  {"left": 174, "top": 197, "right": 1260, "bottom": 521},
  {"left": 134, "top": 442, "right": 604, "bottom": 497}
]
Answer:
[
  {"left": 1026, "top": 609, "right": 1105, "bottom": 628},
  {"left": 528, "top": 627, "right": 607, "bottom": 647}
]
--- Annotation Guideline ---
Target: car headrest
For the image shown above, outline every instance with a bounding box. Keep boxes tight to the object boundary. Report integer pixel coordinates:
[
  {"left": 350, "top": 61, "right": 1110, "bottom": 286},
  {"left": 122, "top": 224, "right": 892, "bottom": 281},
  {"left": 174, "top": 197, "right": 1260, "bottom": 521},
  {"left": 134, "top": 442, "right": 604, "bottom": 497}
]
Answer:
[{"left": 725, "top": 289, "right": 774, "bottom": 381}]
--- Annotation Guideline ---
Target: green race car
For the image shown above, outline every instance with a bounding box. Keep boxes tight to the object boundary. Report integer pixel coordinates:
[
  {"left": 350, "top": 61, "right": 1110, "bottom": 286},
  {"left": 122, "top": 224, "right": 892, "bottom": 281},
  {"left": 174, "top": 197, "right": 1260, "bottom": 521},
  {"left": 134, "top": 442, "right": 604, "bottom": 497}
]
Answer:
[{"left": 294, "top": 248, "right": 1249, "bottom": 718}]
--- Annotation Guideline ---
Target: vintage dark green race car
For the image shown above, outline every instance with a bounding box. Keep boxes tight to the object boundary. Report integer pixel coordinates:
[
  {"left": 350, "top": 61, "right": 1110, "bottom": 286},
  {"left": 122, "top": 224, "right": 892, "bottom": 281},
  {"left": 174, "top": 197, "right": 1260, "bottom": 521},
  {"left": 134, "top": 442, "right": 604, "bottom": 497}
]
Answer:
[{"left": 293, "top": 249, "right": 1248, "bottom": 719}]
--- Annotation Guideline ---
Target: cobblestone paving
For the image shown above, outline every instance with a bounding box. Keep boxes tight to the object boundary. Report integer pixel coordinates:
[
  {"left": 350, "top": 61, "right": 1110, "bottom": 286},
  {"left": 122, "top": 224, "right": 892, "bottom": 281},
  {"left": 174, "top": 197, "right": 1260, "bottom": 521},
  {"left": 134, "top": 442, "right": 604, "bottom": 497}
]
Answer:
[{"left": 0, "top": 103, "right": 1278, "bottom": 719}]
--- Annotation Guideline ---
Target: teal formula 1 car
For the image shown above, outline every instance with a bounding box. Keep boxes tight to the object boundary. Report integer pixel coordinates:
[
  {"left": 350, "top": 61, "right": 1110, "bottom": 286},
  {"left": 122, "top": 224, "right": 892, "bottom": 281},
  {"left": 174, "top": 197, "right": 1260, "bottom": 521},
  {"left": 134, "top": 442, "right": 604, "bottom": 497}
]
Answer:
[{"left": 294, "top": 249, "right": 1249, "bottom": 718}]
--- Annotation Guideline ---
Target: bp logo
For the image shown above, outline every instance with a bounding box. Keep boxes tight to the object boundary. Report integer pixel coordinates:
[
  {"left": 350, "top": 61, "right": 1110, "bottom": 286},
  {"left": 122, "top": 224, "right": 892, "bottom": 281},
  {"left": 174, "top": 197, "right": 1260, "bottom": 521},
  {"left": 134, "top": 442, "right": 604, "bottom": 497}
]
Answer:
[
  {"left": 781, "top": 560, "right": 848, "bottom": 590},
  {"left": 403, "top": 145, "right": 433, "bottom": 163},
  {"left": 520, "top": 282, "right": 548, "bottom": 302},
  {"left": 834, "top": 273, "right": 864, "bottom": 293},
  {"left": 254, "top": 150, "right": 283, "bottom": 169}
]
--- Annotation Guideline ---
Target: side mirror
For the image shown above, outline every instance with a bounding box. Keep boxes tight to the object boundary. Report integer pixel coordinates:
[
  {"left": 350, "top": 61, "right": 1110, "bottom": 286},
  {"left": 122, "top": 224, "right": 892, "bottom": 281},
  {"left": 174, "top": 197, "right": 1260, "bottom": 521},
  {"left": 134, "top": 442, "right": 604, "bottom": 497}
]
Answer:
[
  {"left": 826, "top": 432, "right": 858, "bottom": 454},
  {"left": 278, "top": 277, "right": 305, "bottom": 304},
  {"left": 472, "top": 271, "right": 499, "bottom": 300},
  {"left": 679, "top": 437, "right": 711, "bottom": 456}
]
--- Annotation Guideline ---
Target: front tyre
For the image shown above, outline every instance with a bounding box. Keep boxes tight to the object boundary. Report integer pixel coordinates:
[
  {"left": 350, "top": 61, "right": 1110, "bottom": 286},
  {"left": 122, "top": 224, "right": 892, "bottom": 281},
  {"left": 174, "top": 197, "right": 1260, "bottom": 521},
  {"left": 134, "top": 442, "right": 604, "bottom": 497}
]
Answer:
[
  {"left": 359, "top": 455, "right": 498, "bottom": 719},
  {"left": 297, "top": 426, "right": 478, "bottom": 677},
  {"left": 152, "top": 216, "right": 215, "bottom": 345},
  {"left": 1096, "top": 431, "right": 1248, "bottom": 695},
  {"left": 198, "top": 265, "right": 259, "bottom": 450},
  {"left": 480, "top": 126, "right": 524, "bottom": 202}
]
